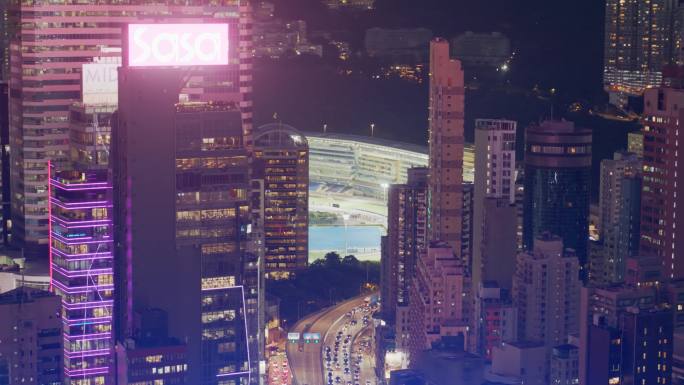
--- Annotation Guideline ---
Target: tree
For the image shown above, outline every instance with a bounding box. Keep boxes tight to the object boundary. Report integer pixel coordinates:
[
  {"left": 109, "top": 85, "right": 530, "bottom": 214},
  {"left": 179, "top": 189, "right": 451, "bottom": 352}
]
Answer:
[
  {"left": 324, "top": 251, "right": 342, "bottom": 267},
  {"left": 342, "top": 254, "right": 360, "bottom": 267}
]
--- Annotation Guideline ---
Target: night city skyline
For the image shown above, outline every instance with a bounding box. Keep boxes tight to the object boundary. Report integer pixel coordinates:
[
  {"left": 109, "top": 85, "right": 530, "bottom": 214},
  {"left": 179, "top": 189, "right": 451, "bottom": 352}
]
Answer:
[{"left": 0, "top": 1, "right": 682, "bottom": 385}]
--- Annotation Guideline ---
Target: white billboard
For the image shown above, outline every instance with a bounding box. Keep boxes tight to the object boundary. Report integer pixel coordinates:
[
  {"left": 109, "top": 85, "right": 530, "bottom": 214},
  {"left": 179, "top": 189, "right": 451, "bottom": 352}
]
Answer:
[{"left": 82, "top": 61, "right": 120, "bottom": 105}]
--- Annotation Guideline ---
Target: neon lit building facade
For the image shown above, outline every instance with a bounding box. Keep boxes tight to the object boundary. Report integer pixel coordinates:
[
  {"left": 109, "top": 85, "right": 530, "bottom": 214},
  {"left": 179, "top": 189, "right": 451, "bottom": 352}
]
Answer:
[{"left": 49, "top": 167, "right": 113, "bottom": 385}]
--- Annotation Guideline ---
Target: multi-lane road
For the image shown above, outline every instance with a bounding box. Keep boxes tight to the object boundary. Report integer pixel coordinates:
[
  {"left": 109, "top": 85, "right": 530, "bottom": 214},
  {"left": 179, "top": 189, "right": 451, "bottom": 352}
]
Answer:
[{"left": 286, "top": 296, "right": 377, "bottom": 385}]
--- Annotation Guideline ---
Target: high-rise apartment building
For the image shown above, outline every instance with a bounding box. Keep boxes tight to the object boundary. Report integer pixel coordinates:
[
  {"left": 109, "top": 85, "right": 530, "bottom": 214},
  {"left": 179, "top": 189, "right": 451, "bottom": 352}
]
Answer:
[
  {"left": 513, "top": 233, "right": 580, "bottom": 352},
  {"left": 0, "top": 81, "right": 9, "bottom": 245},
  {"left": 407, "top": 242, "right": 471, "bottom": 360},
  {"left": 641, "top": 79, "right": 684, "bottom": 279},
  {"left": 252, "top": 123, "right": 308, "bottom": 279},
  {"left": 476, "top": 282, "right": 517, "bottom": 360},
  {"left": 427, "top": 38, "right": 465, "bottom": 257},
  {"left": 603, "top": 0, "right": 680, "bottom": 105},
  {"left": 383, "top": 167, "right": 428, "bottom": 348},
  {"left": 523, "top": 120, "right": 591, "bottom": 278},
  {"left": 589, "top": 152, "right": 641, "bottom": 285},
  {"left": 0, "top": 1, "right": 9, "bottom": 81},
  {"left": 49, "top": 167, "right": 114, "bottom": 385},
  {"left": 472, "top": 119, "right": 517, "bottom": 292},
  {"left": 0, "top": 287, "right": 62, "bottom": 385},
  {"left": 115, "top": 59, "right": 259, "bottom": 384},
  {"left": 8, "top": 1, "right": 252, "bottom": 256},
  {"left": 461, "top": 182, "right": 474, "bottom": 266}
]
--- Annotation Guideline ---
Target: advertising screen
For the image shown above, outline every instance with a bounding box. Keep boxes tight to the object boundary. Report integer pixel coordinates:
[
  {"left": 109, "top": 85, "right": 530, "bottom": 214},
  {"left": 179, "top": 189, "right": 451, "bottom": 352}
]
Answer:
[{"left": 128, "top": 24, "right": 229, "bottom": 67}]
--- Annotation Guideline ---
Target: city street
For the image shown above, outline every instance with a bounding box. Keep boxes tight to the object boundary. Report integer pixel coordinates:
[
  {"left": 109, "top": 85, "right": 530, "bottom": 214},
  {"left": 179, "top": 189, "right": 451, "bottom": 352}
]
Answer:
[
  {"left": 286, "top": 296, "right": 377, "bottom": 385},
  {"left": 267, "top": 352, "right": 293, "bottom": 385},
  {"left": 321, "top": 302, "right": 377, "bottom": 385}
]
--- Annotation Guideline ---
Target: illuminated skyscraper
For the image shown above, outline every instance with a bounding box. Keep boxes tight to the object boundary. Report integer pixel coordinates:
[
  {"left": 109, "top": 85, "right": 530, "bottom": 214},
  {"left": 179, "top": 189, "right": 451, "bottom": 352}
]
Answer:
[
  {"left": 383, "top": 167, "right": 428, "bottom": 347},
  {"left": 523, "top": 120, "right": 591, "bottom": 278},
  {"left": 603, "top": 0, "right": 680, "bottom": 105},
  {"left": 427, "top": 38, "right": 465, "bottom": 256},
  {"left": 49, "top": 168, "right": 114, "bottom": 385},
  {"left": 115, "top": 56, "right": 259, "bottom": 384},
  {"left": 641, "top": 75, "right": 684, "bottom": 279},
  {"left": 589, "top": 152, "right": 641, "bottom": 285},
  {"left": 472, "top": 119, "right": 517, "bottom": 292},
  {"left": 252, "top": 123, "right": 308, "bottom": 279},
  {"left": 8, "top": 0, "right": 252, "bottom": 256}
]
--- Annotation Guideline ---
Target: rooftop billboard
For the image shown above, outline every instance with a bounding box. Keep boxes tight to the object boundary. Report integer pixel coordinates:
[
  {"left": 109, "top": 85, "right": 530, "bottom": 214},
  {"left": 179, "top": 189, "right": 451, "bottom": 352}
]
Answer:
[{"left": 128, "top": 24, "right": 229, "bottom": 67}]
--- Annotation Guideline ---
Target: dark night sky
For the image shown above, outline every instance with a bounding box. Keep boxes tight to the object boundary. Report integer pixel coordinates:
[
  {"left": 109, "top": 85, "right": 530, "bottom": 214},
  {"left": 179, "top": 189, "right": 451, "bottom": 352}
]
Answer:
[{"left": 269, "top": 0, "right": 606, "bottom": 101}]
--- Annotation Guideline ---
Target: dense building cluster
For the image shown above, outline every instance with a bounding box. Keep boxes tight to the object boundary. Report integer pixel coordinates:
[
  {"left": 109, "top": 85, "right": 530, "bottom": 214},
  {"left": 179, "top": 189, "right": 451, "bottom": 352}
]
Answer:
[{"left": 378, "top": 36, "right": 684, "bottom": 385}]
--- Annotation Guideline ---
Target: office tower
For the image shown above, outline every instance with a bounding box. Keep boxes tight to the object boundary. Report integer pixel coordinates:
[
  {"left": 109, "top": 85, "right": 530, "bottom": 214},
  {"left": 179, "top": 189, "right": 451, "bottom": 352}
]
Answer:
[
  {"left": 476, "top": 282, "right": 517, "bottom": 360},
  {"left": 550, "top": 344, "right": 579, "bottom": 385},
  {"left": 427, "top": 38, "right": 465, "bottom": 255},
  {"left": 627, "top": 131, "right": 644, "bottom": 158},
  {"left": 252, "top": 123, "right": 308, "bottom": 279},
  {"left": 69, "top": 56, "right": 119, "bottom": 171},
  {"left": 8, "top": 1, "right": 252, "bottom": 256},
  {"left": 641, "top": 79, "right": 684, "bottom": 279},
  {"left": 582, "top": 306, "right": 673, "bottom": 385},
  {"left": 619, "top": 307, "right": 673, "bottom": 385},
  {"left": 407, "top": 242, "right": 471, "bottom": 360},
  {"left": 384, "top": 167, "right": 428, "bottom": 346},
  {"left": 603, "top": 0, "right": 679, "bottom": 105},
  {"left": 578, "top": 285, "right": 658, "bottom": 385},
  {"left": 0, "top": 287, "right": 62, "bottom": 385},
  {"left": 523, "top": 120, "right": 592, "bottom": 277},
  {"left": 0, "top": 81, "right": 9, "bottom": 245},
  {"left": 589, "top": 152, "right": 642, "bottom": 285},
  {"left": 115, "top": 56, "right": 258, "bottom": 384},
  {"left": 49, "top": 167, "right": 114, "bottom": 385},
  {"left": 115, "top": 309, "right": 189, "bottom": 385},
  {"left": 473, "top": 119, "right": 517, "bottom": 292},
  {"left": 513, "top": 233, "right": 580, "bottom": 350}
]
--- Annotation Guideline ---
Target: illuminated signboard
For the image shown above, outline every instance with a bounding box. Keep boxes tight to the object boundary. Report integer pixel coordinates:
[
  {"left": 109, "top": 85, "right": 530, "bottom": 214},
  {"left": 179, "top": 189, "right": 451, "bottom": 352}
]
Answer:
[
  {"left": 303, "top": 332, "right": 321, "bottom": 344},
  {"left": 287, "top": 332, "right": 300, "bottom": 342},
  {"left": 128, "top": 24, "right": 229, "bottom": 67}
]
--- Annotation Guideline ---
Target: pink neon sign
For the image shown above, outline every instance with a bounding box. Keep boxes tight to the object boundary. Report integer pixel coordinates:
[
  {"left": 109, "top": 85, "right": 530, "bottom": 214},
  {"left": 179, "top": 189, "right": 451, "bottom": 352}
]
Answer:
[{"left": 128, "top": 24, "right": 229, "bottom": 67}]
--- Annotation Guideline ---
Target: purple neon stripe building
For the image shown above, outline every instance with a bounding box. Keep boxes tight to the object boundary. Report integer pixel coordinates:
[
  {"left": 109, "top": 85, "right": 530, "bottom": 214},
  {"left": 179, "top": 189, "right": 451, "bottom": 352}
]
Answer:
[{"left": 49, "top": 167, "right": 114, "bottom": 385}]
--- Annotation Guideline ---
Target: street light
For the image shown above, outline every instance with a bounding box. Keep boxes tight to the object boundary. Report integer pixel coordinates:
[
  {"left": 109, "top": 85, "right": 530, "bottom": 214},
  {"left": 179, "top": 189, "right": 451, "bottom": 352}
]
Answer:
[{"left": 370, "top": 123, "right": 375, "bottom": 137}]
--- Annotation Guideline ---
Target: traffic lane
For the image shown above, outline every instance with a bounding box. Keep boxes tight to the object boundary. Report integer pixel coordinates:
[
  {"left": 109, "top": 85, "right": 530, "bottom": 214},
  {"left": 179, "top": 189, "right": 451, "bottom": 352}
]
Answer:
[
  {"left": 323, "top": 305, "right": 375, "bottom": 385},
  {"left": 353, "top": 328, "right": 376, "bottom": 385},
  {"left": 288, "top": 297, "right": 368, "bottom": 385},
  {"left": 321, "top": 304, "right": 366, "bottom": 384}
]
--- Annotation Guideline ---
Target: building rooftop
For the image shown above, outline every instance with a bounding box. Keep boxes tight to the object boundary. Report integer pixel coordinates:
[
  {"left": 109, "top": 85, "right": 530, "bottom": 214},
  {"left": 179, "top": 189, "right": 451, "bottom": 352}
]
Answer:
[
  {"left": 0, "top": 286, "right": 56, "bottom": 305},
  {"left": 304, "top": 131, "right": 429, "bottom": 155}
]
